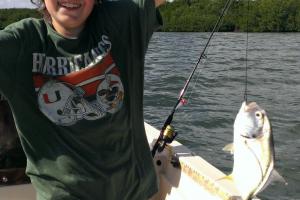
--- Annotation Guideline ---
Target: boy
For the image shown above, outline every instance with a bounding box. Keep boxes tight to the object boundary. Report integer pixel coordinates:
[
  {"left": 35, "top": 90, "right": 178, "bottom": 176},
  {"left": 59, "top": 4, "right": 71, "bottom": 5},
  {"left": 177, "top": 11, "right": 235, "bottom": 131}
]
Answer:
[{"left": 0, "top": 0, "right": 164, "bottom": 199}]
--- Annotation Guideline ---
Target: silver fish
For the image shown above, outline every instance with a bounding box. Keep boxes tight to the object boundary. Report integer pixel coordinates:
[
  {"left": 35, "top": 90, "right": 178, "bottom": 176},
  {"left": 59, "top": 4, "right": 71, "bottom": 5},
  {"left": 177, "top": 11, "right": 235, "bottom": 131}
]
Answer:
[{"left": 223, "top": 101, "right": 285, "bottom": 200}]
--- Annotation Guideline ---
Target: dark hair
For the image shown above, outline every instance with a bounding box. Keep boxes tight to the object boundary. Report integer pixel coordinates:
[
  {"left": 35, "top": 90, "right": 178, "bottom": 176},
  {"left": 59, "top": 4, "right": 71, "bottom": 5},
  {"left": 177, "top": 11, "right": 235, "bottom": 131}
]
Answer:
[
  {"left": 30, "top": 0, "right": 46, "bottom": 11},
  {"left": 30, "top": 0, "right": 48, "bottom": 20}
]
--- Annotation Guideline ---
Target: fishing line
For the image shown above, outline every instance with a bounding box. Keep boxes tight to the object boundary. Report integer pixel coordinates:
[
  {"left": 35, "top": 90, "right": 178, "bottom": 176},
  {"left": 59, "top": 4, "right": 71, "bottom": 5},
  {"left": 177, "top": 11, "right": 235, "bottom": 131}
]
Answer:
[
  {"left": 151, "top": 0, "right": 235, "bottom": 157},
  {"left": 244, "top": 0, "right": 250, "bottom": 102},
  {"left": 186, "top": 0, "right": 234, "bottom": 103},
  {"left": 185, "top": 61, "right": 204, "bottom": 101}
]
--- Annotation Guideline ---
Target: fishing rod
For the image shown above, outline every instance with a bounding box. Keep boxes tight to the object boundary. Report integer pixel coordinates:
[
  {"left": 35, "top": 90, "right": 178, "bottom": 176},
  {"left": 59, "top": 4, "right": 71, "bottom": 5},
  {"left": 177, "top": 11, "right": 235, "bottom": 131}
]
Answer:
[{"left": 151, "top": 0, "right": 234, "bottom": 157}]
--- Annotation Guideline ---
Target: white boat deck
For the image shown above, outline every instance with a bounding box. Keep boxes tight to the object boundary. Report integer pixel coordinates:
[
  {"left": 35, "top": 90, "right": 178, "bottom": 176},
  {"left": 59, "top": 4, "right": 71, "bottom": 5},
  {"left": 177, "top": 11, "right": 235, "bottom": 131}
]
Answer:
[{"left": 145, "top": 123, "right": 241, "bottom": 200}]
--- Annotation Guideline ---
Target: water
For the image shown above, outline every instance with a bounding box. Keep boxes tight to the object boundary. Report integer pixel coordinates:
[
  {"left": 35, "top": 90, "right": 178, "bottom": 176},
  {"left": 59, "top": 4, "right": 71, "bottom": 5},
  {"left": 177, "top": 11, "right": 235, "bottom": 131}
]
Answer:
[{"left": 144, "top": 32, "right": 300, "bottom": 200}]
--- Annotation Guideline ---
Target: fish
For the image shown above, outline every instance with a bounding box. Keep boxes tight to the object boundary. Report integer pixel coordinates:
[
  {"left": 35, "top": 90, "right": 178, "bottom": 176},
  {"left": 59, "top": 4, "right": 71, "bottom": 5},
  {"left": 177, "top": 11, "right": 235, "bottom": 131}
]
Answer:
[{"left": 222, "top": 101, "right": 286, "bottom": 200}]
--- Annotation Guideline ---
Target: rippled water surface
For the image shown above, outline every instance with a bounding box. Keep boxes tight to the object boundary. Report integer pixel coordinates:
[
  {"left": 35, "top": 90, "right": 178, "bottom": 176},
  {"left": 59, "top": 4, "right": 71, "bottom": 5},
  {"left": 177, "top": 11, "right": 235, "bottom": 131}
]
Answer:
[{"left": 144, "top": 32, "right": 300, "bottom": 200}]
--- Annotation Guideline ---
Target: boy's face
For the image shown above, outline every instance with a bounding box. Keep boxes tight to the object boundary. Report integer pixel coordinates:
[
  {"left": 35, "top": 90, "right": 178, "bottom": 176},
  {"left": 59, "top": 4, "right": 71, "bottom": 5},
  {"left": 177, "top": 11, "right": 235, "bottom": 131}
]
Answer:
[{"left": 44, "top": 0, "right": 95, "bottom": 37}]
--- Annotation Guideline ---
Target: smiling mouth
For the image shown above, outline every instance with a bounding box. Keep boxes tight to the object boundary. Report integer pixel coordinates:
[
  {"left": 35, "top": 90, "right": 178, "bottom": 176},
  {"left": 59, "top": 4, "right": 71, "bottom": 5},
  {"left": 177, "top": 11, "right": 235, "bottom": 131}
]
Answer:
[{"left": 58, "top": 1, "right": 82, "bottom": 9}]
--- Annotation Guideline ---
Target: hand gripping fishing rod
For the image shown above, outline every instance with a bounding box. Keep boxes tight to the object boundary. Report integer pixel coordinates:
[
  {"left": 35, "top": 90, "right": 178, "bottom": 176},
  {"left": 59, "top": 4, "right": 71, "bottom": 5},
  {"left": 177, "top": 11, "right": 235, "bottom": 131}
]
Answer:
[{"left": 151, "top": 0, "right": 233, "bottom": 157}]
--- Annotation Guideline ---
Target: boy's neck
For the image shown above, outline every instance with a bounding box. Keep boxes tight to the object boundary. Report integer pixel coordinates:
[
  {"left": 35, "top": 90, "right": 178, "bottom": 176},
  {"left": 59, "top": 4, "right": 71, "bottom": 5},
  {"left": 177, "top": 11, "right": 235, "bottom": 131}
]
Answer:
[{"left": 52, "top": 20, "right": 85, "bottom": 39}]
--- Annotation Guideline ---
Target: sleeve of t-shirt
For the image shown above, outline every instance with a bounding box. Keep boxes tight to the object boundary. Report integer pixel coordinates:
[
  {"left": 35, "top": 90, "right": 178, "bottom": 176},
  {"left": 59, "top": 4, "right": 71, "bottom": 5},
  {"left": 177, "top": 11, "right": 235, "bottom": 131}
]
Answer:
[
  {"left": 101, "top": 0, "right": 162, "bottom": 54},
  {"left": 133, "top": 0, "right": 163, "bottom": 32},
  {"left": 132, "top": 0, "right": 163, "bottom": 49},
  {"left": 0, "top": 27, "right": 20, "bottom": 99}
]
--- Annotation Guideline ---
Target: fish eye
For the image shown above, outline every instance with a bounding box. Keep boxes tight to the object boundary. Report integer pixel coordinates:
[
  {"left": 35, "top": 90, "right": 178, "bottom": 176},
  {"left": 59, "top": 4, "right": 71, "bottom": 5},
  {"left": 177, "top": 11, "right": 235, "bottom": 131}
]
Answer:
[{"left": 255, "top": 111, "right": 263, "bottom": 119}]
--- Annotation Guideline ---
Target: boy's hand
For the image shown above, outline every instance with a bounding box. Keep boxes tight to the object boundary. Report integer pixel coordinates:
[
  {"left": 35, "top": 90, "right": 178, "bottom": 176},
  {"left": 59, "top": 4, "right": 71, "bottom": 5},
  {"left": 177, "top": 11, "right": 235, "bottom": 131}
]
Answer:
[
  {"left": 154, "top": 0, "right": 166, "bottom": 7},
  {"left": 155, "top": 0, "right": 175, "bottom": 7}
]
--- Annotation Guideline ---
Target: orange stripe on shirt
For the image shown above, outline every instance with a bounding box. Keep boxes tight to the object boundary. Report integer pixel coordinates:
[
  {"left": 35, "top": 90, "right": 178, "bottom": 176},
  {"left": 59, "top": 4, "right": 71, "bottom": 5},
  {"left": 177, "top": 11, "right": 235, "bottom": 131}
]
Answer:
[{"left": 58, "top": 54, "right": 114, "bottom": 85}]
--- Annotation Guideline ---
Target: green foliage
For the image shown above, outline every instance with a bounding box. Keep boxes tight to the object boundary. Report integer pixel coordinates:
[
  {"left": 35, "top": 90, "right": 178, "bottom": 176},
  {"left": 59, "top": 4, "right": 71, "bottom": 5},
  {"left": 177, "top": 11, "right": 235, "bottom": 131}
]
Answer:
[
  {"left": 0, "top": 9, "right": 41, "bottom": 30},
  {"left": 159, "top": 0, "right": 300, "bottom": 32}
]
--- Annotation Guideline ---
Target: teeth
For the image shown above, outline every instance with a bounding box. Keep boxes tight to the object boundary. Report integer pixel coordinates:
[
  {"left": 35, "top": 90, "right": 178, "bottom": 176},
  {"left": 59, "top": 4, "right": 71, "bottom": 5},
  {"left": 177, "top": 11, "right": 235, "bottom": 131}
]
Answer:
[
  {"left": 62, "top": 3, "right": 80, "bottom": 8},
  {"left": 59, "top": 1, "right": 81, "bottom": 8}
]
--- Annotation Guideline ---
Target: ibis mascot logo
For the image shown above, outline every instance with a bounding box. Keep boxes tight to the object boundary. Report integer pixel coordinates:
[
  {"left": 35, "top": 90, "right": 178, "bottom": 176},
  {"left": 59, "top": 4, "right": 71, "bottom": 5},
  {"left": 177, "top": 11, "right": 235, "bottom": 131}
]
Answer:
[{"left": 32, "top": 35, "right": 124, "bottom": 126}]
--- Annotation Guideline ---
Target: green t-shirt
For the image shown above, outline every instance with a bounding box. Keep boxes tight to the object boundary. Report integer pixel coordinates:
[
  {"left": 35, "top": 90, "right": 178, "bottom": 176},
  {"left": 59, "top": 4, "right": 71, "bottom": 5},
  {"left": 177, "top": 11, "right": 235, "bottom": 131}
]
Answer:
[{"left": 0, "top": 0, "right": 162, "bottom": 199}]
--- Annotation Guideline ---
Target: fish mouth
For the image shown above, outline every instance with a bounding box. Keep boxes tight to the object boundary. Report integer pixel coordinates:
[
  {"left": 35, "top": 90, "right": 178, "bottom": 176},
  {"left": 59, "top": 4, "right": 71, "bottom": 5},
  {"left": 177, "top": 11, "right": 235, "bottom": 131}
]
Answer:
[
  {"left": 240, "top": 134, "right": 262, "bottom": 139},
  {"left": 242, "top": 101, "right": 260, "bottom": 112},
  {"left": 240, "top": 134, "right": 252, "bottom": 139},
  {"left": 240, "top": 127, "right": 265, "bottom": 139}
]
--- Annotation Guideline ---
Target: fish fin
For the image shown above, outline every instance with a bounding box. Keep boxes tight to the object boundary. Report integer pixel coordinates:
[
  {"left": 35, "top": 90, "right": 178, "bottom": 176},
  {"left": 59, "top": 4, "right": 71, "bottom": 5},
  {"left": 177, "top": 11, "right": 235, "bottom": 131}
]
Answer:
[
  {"left": 254, "top": 169, "right": 288, "bottom": 196},
  {"left": 222, "top": 143, "right": 234, "bottom": 154},
  {"left": 217, "top": 174, "right": 233, "bottom": 181},
  {"left": 272, "top": 169, "right": 288, "bottom": 185}
]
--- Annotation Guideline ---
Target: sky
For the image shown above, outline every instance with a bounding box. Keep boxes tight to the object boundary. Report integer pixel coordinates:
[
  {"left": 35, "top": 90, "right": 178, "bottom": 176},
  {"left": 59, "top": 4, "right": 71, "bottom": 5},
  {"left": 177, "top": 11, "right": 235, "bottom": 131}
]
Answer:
[{"left": 0, "top": 0, "right": 35, "bottom": 8}]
